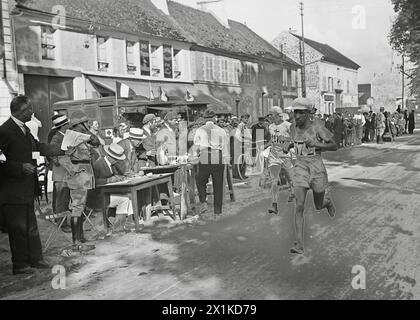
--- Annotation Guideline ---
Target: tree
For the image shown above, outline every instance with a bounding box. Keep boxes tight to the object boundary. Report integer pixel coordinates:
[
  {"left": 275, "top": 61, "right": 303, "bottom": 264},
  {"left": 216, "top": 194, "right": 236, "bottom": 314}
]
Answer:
[{"left": 389, "top": 0, "right": 420, "bottom": 95}]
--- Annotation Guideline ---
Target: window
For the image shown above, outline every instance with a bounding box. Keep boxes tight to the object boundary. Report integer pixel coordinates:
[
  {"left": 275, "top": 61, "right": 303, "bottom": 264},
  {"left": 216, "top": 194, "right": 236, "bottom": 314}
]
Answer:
[
  {"left": 204, "top": 56, "right": 215, "bottom": 81},
  {"left": 151, "top": 45, "right": 160, "bottom": 77},
  {"left": 291, "top": 70, "right": 297, "bottom": 88},
  {"left": 347, "top": 80, "right": 350, "bottom": 93},
  {"left": 220, "top": 60, "right": 228, "bottom": 83},
  {"left": 97, "top": 36, "right": 109, "bottom": 71},
  {"left": 41, "top": 26, "right": 55, "bottom": 60},
  {"left": 140, "top": 41, "right": 150, "bottom": 76},
  {"left": 243, "top": 63, "right": 253, "bottom": 84},
  {"left": 328, "top": 77, "right": 333, "bottom": 92},
  {"left": 287, "top": 69, "right": 292, "bottom": 88},
  {"left": 126, "top": 41, "right": 136, "bottom": 73},
  {"left": 173, "top": 49, "right": 182, "bottom": 79},
  {"left": 234, "top": 61, "right": 240, "bottom": 84},
  {"left": 282, "top": 69, "right": 287, "bottom": 87}
]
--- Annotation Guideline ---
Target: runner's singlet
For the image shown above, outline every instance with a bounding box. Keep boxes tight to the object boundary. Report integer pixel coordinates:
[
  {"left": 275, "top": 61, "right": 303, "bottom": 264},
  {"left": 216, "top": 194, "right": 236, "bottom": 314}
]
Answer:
[{"left": 268, "top": 121, "right": 292, "bottom": 166}]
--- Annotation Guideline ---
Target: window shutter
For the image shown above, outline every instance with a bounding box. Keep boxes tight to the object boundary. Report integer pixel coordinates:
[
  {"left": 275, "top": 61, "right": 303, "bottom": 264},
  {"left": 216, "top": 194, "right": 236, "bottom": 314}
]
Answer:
[
  {"left": 219, "top": 58, "right": 223, "bottom": 82},
  {"left": 203, "top": 56, "right": 207, "bottom": 80},
  {"left": 323, "top": 76, "right": 327, "bottom": 91},
  {"left": 212, "top": 56, "right": 216, "bottom": 81},
  {"left": 228, "top": 60, "right": 233, "bottom": 84}
]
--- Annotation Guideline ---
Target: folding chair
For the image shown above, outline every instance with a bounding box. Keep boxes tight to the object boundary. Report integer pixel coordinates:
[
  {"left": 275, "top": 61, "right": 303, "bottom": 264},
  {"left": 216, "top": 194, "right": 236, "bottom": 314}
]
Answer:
[
  {"left": 34, "top": 202, "right": 72, "bottom": 252},
  {"left": 82, "top": 206, "right": 100, "bottom": 233}
]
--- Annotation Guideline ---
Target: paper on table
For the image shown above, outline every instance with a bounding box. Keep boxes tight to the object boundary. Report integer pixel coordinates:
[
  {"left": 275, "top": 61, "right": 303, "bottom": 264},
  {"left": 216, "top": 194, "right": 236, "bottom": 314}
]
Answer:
[{"left": 61, "top": 129, "right": 92, "bottom": 151}]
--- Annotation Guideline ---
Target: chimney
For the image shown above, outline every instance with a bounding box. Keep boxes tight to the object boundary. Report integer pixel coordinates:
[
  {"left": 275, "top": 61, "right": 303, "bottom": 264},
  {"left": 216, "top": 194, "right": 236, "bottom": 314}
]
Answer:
[
  {"left": 151, "top": 0, "right": 169, "bottom": 15},
  {"left": 197, "top": 0, "right": 230, "bottom": 29}
]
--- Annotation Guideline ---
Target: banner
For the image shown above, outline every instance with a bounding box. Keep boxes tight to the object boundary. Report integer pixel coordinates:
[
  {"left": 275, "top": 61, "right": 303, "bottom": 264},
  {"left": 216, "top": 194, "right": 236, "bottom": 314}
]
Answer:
[
  {"left": 163, "top": 45, "right": 173, "bottom": 79},
  {"left": 140, "top": 41, "right": 150, "bottom": 76}
]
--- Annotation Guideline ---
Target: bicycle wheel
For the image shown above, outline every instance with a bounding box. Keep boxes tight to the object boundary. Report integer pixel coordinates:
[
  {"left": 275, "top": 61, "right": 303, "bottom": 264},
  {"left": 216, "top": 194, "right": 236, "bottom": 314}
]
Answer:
[{"left": 236, "top": 153, "right": 247, "bottom": 181}]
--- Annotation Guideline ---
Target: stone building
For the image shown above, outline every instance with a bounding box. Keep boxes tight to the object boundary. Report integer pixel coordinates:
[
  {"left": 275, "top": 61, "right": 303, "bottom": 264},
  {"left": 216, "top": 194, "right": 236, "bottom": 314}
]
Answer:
[
  {"left": 272, "top": 31, "right": 360, "bottom": 115},
  {"left": 168, "top": 1, "right": 300, "bottom": 120},
  {"left": 0, "top": 0, "right": 20, "bottom": 125}
]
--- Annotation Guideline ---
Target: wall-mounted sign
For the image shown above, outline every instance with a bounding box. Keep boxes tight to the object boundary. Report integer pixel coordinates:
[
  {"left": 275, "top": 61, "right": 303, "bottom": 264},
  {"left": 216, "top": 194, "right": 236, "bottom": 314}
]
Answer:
[
  {"left": 163, "top": 45, "right": 172, "bottom": 79},
  {"left": 324, "top": 94, "right": 334, "bottom": 102},
  {"left": 140, "top": 41, "right": 150, "bottom": 76}
]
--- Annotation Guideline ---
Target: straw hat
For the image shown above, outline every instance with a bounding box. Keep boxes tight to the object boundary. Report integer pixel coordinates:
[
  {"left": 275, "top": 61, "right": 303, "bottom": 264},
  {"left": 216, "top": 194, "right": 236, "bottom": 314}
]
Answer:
[
  {"left": 51, "top": 114, "right": 69, "bottom": 130},
  {"left": 104, "top": 143, "right": 126, "bottom": 161},
  {"left": 129, "top": 128, "right": 147, "bottom": 140}
]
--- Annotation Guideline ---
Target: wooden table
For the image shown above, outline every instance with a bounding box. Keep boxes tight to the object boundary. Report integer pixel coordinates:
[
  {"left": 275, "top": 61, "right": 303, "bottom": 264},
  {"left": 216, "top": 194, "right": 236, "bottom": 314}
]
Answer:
[
  {"left": 141, "top": 163, "right": 197, "bottom": 220},
  {"left": 96, "top": 173, "right": 175, "bottom": 232}
]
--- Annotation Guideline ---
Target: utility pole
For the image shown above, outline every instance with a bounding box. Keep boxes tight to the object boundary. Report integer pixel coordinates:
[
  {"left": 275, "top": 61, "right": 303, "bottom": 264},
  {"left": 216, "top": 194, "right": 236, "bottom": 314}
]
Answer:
[
  {"left": 401, "top": 54, "right": 405, "bottom": 110},
  {"left": 280, "top": 44, "right": 284, "bottom": 108},
  {"left": 299, "top": 1, "right": 307, "bottom": 98}
]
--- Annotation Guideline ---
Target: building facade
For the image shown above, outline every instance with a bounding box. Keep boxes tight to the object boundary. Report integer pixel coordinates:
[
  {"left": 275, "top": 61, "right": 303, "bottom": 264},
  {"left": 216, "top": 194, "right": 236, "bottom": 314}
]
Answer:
[
  {"left": 168, "top": 1, "right": 300, "bottom": 120},
  {"left": 8, "top": 0, "right": 206, "bottom": 141},
  {"left": 272, "top": 31, "right": 360, "bottom": 115},
  {"left": 3, "top": 0, "right": 300, "bottom": 140},
  {"left": 0, "top": 0, "right": 21, "bottom": 125}
]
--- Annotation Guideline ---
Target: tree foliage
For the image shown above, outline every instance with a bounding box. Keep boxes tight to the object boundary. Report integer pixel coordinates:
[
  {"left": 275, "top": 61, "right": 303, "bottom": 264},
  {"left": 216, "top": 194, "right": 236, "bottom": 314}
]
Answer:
[{"left": 390, "top": 0, "right": 420, "bottom": 95}]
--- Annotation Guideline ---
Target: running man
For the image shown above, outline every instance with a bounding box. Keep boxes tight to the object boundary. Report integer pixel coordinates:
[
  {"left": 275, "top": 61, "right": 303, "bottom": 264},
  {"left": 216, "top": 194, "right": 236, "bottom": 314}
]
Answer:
[
  {"left": 266, "top": 106, "right": 295, "bottom": 214},
  {"left": 289, "top": 98, "right": 337, "bottom": 255}
]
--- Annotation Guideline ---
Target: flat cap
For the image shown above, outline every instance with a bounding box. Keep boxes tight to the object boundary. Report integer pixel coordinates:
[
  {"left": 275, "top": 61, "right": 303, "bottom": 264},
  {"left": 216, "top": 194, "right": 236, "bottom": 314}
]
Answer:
[
  {"left": 292, "top": 98, "right": 315, "bottom": 111},
  {"left": 270, "top": 106, "right": 283, "bottom": 114},
  {"left": 164, "top": 111, "right": 178, "bottom": 121},
  {"left": 69, "top": 110, "right": 89, "bottom": 128},
  {"left": 143, "top": 113, "right": 156, "bottom": 124},
  {"left": 203, "top": 109, "right": 216, "bottom": 119}
]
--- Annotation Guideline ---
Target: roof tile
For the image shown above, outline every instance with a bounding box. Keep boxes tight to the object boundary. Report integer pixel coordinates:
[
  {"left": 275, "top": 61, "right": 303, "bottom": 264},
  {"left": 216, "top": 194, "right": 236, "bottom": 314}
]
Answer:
[
  {"left": 292, "top": 33, "right": 360, "bottom": 70},
  {"left": 168, "top": 0, "right": 299, "bottom": 66},
  {"left": 13, "top": 0, "right": 191, "bottom": 42}
]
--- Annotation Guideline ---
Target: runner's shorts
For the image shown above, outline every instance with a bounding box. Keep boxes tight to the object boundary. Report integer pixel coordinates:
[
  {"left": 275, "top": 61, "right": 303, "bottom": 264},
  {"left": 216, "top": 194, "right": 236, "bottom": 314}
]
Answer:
[
  {"left": 293, "top": 155, "right": 328, "bottom": 193},
  {"left": 268, "top": 156, "right": 293, "bottom": 169},
  {"left": 268, "top": 156, "right": 293, "bottom": 183}
]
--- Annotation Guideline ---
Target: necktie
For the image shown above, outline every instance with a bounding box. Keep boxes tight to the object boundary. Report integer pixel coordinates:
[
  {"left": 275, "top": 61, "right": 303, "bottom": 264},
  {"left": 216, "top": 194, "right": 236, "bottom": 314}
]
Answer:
[{"left": 23, "top": 124, "right": 31, "bottom": 136}]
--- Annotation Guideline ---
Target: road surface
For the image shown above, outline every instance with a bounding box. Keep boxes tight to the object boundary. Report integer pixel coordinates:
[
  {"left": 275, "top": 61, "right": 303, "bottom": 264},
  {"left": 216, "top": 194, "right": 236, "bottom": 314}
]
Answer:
[{"left": 1, "top": 133, "right": 419, "bottom": 300}]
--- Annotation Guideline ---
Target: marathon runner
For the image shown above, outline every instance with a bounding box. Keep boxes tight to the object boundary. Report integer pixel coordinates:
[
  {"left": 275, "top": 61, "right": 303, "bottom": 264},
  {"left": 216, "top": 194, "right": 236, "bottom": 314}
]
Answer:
[
  {"left": 289, "top": 98, "right": 337, "bottom": 255},
  {"left": 266, "top": 106, "right": 295, "bottom": 215}
]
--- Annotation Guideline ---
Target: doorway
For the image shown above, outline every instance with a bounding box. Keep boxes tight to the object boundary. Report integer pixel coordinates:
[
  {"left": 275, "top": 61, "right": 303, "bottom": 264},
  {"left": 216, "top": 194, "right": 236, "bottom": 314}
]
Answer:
[{"left": 24, "top": 75, "right": 74, "bottom": 142}]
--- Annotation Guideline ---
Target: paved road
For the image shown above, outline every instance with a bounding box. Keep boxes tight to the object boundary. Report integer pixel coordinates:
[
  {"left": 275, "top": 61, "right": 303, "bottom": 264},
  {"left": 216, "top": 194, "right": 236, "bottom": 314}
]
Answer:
[{"left": 1, "top": 133, "right": 419, "bottom": 300}]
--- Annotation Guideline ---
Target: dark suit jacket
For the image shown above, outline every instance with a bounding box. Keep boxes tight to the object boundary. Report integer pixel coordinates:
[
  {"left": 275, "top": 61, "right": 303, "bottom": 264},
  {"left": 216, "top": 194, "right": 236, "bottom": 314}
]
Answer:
[
  {"left": 92, "top": 156, "right": 126, "bottom": 186},
  {"left": 0, "top": 118, "right": 64, "bottom": 204}
]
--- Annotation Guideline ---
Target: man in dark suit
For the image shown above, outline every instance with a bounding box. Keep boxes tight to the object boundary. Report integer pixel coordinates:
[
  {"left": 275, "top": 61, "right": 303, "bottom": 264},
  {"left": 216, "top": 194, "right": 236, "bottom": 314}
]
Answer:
[{"left": 0, "top": 95, "right": 65, "bottom": 275}]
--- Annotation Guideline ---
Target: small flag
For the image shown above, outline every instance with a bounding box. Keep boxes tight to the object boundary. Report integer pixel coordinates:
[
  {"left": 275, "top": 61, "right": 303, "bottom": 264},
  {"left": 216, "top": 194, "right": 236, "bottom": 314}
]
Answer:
[
  {"left": 160, "top": 87, "right": 168, "bottom": 102},
  {"left": 116, "top": 81, "right": 135, "bottom": 98},
  {"left": 150, "top": 89, "right": 155, "bottom": 100},
  {"left": 185, "top": 88, "right": 194, "bottom": 102}
]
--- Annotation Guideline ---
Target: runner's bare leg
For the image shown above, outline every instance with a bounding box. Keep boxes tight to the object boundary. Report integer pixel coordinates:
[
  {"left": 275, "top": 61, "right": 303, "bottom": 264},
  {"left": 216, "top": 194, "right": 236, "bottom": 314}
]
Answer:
[{"left": 293, "top": 186, "right": 308, "bottom": 252}]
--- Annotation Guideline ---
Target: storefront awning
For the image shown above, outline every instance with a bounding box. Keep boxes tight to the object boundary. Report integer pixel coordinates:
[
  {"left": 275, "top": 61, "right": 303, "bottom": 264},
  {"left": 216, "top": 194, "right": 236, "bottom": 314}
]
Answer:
[{"left": 86, "top": 75, "right": 231, "bottom": 112}]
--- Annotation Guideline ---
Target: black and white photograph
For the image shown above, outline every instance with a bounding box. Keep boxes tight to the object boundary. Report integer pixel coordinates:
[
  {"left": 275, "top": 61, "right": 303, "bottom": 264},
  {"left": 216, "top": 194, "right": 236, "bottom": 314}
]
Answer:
[{"left": 0, "top": 0, "right": 419, "bottom": 303}]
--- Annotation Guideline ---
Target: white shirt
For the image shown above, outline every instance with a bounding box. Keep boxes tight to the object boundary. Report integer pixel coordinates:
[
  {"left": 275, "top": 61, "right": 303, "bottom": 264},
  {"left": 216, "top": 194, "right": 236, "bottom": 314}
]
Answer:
[
  {"left": 194, "top": 121, "right": 228, "bottom": 158},
  {"left": 353, "top": 114, "right": 366, "bottom": 126},
  {"left": 25, "top": 115, "right": 42, "bottom": 141}
]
